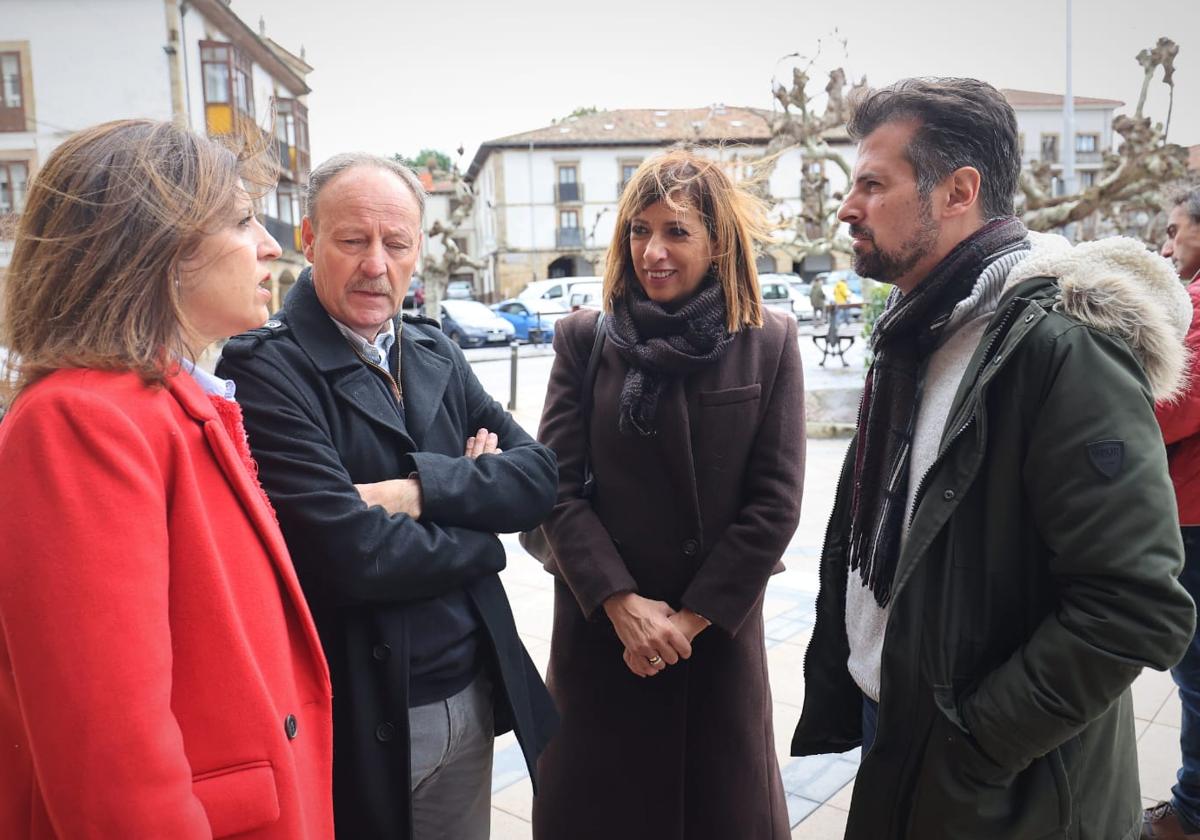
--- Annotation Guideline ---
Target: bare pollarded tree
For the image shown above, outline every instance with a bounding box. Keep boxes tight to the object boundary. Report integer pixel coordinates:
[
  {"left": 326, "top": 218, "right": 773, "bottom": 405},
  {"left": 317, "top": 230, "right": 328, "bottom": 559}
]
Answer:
[
  {"left": 418, "top": 151, "right": 484, "bottom": 319},
  {"left": 747, "top": 39, "right": 867, "bottom": 265},
  {"left": 1019, "top": 37, "right": 1190, "bottom": 240},
  {"left": 755, "top": 37, "right": 1189, "bottom": 253}
]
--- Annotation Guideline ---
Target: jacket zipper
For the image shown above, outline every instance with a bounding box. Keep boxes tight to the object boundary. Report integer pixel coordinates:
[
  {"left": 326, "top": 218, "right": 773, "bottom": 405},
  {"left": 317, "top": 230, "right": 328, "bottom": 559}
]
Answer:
[
  {"left": 353, "top": 347, "right": 404, "bottom": 405},
  {"left": 905, "top": 301, "right": 1022, "bottom": 525}
]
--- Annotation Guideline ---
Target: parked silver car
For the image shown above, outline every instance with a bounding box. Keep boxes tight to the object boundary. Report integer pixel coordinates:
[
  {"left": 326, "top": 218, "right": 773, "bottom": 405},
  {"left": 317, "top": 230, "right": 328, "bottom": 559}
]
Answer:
[{"left": 759, "top": 273, "right": 814, "bottom": 321}]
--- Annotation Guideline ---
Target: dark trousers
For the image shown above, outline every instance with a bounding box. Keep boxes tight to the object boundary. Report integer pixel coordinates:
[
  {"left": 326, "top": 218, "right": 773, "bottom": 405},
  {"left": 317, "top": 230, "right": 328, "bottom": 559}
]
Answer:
[
  {"left": 1173, "top": 526, "right": 1200, "bottom": 826},
  {"left": 862, "top": 695, "right": 879, "bottom": 756}
]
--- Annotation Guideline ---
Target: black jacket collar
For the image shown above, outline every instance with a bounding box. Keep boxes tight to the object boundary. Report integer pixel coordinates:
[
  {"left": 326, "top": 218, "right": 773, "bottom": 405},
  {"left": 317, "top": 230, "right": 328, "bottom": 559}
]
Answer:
[{"left": 283, "top": 268, "right": 450, "bottom": 447}]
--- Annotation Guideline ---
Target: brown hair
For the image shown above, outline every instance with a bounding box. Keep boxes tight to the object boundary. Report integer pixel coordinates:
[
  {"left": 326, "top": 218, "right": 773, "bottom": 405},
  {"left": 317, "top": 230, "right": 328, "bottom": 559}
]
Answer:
[
  {"left": 1, "top": 118, "right": 275, "bottom": 402},
  {"left": 602, "top": 148, "right": 769, "bottom": 332},
  {"left": 847, "top": 77, "right": 1021, "bottom": 220}
]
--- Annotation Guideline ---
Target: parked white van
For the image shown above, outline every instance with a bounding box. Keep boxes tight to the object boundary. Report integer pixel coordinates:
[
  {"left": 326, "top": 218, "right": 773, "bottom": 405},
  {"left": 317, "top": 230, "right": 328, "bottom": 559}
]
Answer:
[{"left": 518, "top": 276, "right": 603, "bottom": 305}]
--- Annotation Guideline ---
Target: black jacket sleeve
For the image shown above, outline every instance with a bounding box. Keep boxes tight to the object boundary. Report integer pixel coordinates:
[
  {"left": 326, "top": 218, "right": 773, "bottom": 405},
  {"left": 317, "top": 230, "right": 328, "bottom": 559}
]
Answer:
[
  {"left": 409, "top": 337, "right": 557, "bottom": 533},
  {"left": 219, "top": 346, "right": 523, "bottom": 610}
]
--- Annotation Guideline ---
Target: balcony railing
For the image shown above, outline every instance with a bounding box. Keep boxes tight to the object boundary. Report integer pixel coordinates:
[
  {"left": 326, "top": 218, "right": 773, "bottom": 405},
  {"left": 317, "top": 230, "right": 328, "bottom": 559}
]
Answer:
[
  {"left": 555, "top": 182, "right": 582, "bottom": 203},
  {"left": 263, "top": 214, "right": 299, "bottom": 254},
  {"left": 556, "top": 227, "right": 584, "bottom": 249}
]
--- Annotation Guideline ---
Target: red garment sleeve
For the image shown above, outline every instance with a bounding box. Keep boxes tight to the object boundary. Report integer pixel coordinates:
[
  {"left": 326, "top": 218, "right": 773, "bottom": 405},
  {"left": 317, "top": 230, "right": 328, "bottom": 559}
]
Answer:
[{"left": 1156, "top": 284, "right": 1200, "bottom": 445}]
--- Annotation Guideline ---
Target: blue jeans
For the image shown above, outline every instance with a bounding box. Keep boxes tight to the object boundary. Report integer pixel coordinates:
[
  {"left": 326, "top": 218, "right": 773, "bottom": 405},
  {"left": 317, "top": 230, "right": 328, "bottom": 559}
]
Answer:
[
  {"left": 862, "top": 695, "right": 879, "bottom": 756},
  {"left": 1173, "top": 526, "right": 1200, "bottom": 826}
]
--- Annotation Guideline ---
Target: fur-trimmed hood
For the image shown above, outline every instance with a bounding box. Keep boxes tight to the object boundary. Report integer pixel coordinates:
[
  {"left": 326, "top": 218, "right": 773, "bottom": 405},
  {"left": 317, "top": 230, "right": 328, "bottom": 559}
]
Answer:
[{"left": 1004, "top": 231, "right": 1192, "bottom": 402}]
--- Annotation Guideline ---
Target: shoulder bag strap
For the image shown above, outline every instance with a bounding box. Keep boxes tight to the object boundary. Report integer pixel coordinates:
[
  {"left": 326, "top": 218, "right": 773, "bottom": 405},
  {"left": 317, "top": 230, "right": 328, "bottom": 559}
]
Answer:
[{"left": 579, "top": 313, "right": 606, "bottom": 499}]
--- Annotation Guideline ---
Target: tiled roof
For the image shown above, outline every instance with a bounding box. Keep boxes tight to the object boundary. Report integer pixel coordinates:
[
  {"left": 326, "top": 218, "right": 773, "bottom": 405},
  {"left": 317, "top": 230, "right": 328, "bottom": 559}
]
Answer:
[
  {"left": 417, "top": 171, "right": 455, "bottom": 194},
  {"left": 468, "top": 106, "right": 850, "bottom": 180},
  {"left": 1000, "top": 88, "right": 1124, "bottom": 109},
  {"left": 485, "top": 106, "right": 776, "bottom": 146}
]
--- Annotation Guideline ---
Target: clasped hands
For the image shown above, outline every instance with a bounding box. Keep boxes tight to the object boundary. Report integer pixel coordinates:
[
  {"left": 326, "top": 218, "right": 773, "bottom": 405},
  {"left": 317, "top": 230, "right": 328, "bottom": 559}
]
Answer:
[
  {"left": 603, "top": 592, "right": 711, "bottom": 678},
  {"left": 353, "top": 428, "right": 502, "bottom": 517}
]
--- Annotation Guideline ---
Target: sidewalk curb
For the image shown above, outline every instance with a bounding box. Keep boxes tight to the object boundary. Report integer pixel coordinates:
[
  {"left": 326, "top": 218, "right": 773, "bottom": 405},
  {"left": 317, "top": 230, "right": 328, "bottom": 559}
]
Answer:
[{"left": 807, "top": 422, "right": 857, "bottom": 439}]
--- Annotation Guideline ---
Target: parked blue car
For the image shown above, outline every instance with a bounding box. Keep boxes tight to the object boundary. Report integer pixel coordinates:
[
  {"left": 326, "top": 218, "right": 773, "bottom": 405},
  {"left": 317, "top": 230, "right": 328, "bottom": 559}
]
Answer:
[
  {"left": 440, "top": 300, "right": 515, "bottom": 348},
  {"left": 491, "top": 298, "right": 563, "bottom": 343}
]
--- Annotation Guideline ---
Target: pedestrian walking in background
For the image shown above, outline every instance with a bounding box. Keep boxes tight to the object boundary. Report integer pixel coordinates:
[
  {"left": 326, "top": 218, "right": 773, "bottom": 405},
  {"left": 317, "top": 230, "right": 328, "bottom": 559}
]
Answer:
[
  {"left": 0, "top": 119, "right": 334, "bottom": 838},
  {"left": 1145, "top": 186, "right": 1200, "bottom": 840},
  {"left": 832, "top": 273, "right": 851, "bottom": 324},
  {"left": 810, "top": 275, "right": 828, "bottom": 324},
  {"left": 531, "top": 149, "right": 805, "bottom": 840},
  {"left": 792, "top": 78, "right": 1195, "bottom": 839}
]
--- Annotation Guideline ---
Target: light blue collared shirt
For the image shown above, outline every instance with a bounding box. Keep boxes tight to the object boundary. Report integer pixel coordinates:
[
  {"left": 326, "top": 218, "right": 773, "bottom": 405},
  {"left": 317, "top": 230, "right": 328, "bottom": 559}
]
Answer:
[
  {"left": 180, "top": 357, "right": 236, "bottom": 402},
  {"left": 330, "top": 317, "right": 398, "bottom": 374}
]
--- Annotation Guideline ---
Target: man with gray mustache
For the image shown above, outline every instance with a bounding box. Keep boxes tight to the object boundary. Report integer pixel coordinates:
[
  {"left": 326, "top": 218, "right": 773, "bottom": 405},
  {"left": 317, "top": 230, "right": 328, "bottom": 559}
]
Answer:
[{"left": 217, "top": 153, "right": 558, "bottom": 840}]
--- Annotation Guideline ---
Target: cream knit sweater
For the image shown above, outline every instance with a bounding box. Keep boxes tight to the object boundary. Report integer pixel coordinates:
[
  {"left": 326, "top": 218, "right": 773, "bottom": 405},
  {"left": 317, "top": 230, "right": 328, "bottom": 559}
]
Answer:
[{"left": 845, "top": 245, "right": 1032, "bottom": 702}]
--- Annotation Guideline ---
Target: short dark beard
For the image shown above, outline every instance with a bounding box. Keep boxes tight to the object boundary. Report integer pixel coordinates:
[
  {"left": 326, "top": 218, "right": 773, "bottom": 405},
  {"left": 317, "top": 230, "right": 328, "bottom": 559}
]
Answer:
[{"left": 850, "top": 194, "right": 939, "bottom": 284}]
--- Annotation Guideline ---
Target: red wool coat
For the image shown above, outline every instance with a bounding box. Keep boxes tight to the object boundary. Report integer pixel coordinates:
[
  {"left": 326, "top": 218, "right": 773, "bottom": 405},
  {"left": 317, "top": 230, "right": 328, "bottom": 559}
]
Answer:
[
  {"left": 1157, "top": 278, "right": 1200, "bottom": 525},
  {"left": 0, "top": 369, "right": 333, "bottom": 838}
]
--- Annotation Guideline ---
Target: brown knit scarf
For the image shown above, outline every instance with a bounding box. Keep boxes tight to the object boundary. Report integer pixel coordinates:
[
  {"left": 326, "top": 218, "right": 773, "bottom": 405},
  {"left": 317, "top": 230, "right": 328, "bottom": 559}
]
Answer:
[
  {"left": 606, "top": 275, "right": 734, "bottom": 436},
  {"left": 849, "top": 217, "right": 1028, "bottom": 605}
]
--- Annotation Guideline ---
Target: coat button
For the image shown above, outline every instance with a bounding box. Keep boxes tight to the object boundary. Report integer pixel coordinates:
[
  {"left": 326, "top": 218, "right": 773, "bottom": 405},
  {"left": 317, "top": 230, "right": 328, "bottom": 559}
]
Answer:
[
  {"left": 372, "top": 643, "right": 391, "bottom": 662},
  {"left": 284, "top": 714, "right": 298, "bottom": 740},
  {"left": 943, "top": 489, "right": 956, "bottom": 501},
  {"left": 681, "top": 539, "right": 699, "bottom": 556},
  {"left": 376, "top": 722, "right": 396, "bottom": 743}
]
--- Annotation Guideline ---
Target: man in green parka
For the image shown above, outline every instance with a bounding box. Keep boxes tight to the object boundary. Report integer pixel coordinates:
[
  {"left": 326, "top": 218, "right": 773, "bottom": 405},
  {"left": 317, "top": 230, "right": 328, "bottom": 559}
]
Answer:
[{"left": 792, "top": 77, "right": 1196, "bottom": 839}]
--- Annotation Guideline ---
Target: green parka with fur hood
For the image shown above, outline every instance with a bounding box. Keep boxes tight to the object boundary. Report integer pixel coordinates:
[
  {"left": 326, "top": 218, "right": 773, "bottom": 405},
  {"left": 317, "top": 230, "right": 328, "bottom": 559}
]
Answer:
[{"left": 793, "top": 234, "right": 1197, "bottom": 840}]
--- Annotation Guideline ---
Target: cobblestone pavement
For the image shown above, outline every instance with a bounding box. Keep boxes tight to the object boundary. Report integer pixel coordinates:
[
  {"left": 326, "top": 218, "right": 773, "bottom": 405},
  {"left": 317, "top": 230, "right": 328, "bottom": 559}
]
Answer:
[{"left": 469, "top": 341, "right": 1182, "bottom": 839}]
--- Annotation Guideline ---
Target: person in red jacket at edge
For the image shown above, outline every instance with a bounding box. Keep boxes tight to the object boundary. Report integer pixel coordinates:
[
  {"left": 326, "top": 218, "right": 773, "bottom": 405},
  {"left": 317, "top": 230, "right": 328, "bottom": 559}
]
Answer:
[{"left": 1147, "top": 186, "right": 1200, "bottom": 840}]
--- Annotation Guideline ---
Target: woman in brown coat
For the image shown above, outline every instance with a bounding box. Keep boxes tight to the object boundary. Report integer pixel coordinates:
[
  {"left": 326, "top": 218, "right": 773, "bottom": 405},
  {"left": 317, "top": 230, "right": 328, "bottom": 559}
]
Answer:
[{"left": 531, "top": 150, "right": 805, "bottom": 840}]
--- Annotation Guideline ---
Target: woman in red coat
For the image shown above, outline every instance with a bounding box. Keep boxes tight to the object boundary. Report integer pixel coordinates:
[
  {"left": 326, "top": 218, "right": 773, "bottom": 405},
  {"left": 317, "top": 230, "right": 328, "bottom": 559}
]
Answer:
[{"left": 0, "top": 120, "right": 333, "bottom": 838}]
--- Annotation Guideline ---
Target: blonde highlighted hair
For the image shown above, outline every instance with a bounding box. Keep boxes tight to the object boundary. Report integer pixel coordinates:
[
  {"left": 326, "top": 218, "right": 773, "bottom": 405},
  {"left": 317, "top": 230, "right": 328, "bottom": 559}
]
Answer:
[
  {"left": 602, "top": 148, "right": 770, "bottom": 332},
  {"left": 1, "top": 117, "right": 275, "bottom": 403}
]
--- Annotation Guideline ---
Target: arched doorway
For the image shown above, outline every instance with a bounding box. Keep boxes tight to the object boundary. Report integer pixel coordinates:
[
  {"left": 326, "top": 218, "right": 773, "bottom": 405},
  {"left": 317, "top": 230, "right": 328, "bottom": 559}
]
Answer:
[
  {"left": 796, "top": 253, "right": 832, "bottom": 282},
  {"left": 548, "top": 255, "right": 593, "bottom": 278},
  {"left": 755, "top": 254, "right": 777, "bottom": 274}
]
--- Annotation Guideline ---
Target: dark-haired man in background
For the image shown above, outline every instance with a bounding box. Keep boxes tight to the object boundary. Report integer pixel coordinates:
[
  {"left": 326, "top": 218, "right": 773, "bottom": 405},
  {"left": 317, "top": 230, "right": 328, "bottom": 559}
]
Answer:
[{"left": 792, "top": 77, "right": 1194, "bottom": 839}]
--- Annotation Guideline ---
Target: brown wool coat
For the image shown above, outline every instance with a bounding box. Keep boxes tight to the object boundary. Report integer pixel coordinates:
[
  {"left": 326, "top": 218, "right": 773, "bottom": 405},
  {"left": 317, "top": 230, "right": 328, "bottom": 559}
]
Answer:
[{"left": 531, "top": 308, "right": 805, "bottom": 840}]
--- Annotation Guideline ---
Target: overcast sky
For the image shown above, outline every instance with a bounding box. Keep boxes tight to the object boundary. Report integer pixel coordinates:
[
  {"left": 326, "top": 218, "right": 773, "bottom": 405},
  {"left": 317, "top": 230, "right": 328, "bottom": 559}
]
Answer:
[{"left": 232, "top": 0, "right": 1199, "bottom": 167}]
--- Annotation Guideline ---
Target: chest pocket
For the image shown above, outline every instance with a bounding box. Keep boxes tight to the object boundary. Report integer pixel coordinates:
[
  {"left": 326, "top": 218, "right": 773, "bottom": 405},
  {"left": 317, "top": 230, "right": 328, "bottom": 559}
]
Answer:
[
  {"left": 694, "top": 384, "right": 762, "bottom": 481},
  {"left": 698, "top": 383, "right": 761, "bottom": 407}
]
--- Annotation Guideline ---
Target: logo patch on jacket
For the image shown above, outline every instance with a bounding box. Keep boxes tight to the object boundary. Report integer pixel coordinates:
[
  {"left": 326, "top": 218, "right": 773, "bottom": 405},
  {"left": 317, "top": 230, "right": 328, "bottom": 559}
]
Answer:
[{"left": 1087, "top": 440, "right": 1124, "bottom": 479}]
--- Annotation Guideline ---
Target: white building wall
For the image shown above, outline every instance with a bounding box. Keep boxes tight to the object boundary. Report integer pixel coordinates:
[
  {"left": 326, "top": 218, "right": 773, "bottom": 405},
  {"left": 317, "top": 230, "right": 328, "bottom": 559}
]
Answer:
[
  {"left": 3, "top": 0, "right": 172, "bottom": 163},
  {"left": 179, "top": 3, "right": 211, "bottom": 130},
  {"left": 490, "top": 143, "right": 846, "bottom": 253},
  {"left": 475, "top": 161, "right": 497, "bottom": 253},
  {"left": 251, "top": 63, "right": 276, "bottom": 118},
  {"left": 1014, "top": 107, "right": 1113, "bottom": 169}
]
